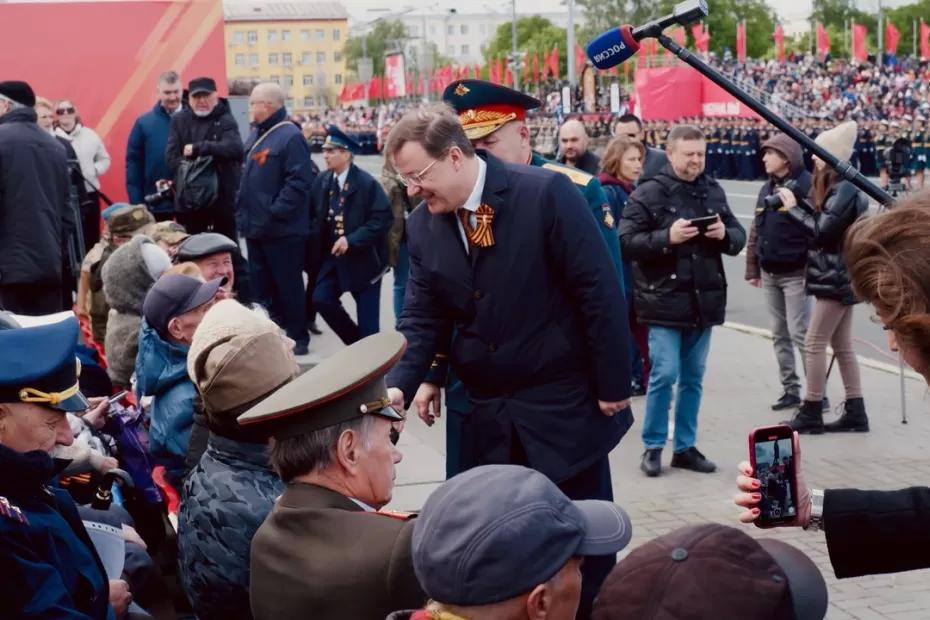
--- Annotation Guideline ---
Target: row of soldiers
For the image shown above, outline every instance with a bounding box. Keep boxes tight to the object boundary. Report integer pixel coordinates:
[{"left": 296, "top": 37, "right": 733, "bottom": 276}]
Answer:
[{"left": 640, "top": 116, "right": 929, "bottom": 186}]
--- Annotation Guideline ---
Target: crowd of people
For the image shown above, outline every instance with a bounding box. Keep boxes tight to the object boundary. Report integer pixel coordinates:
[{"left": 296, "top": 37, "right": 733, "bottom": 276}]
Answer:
[{"left": 4, "top": 61, "right": 930, "bottom": 620}]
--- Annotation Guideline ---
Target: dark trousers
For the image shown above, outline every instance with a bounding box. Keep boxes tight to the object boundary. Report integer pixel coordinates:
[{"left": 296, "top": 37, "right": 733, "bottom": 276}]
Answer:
[
  {"left": 82, "top": 192, "right": 101, "bottom": 252},
  {"left": 247, "top": 237, "right": 307, "bottom": 346},
  {"left": 630, "top": 304, "right": 650, "bottom": 386},
  {"left": 313, "top": 262, "right": 382, "bottom": 345},
  {"left": 304, "top": 239, "right": 324, "bottom": 325},
  {"left": 0, "top": 281, "right": 62, "bottom": 315},
  {"left": 177, "top": 206, "right": 252, "bottom": 304},
  {"left": 510, "top": 431, "right": 614, "bottom": 620}
]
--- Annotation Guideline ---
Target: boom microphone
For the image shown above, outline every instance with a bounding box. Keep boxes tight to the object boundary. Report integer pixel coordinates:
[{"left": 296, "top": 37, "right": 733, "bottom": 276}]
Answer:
[{"left": 586, "top": 0, "right": 708, "bottom": 70}]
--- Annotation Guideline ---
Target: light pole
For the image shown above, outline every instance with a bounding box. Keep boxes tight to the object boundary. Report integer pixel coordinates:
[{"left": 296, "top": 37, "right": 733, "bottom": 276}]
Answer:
[
  {"left": 567, "top": 0, "right": 576, "bottom": 86},
  {"left": 511, "top": 0, "right": 520, "bottom": 90}
]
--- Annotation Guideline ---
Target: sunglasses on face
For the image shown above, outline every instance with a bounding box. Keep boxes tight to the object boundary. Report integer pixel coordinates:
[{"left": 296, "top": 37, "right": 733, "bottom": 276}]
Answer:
[{"left": 57, "top": 107, "right": 76, "bottom": 115}]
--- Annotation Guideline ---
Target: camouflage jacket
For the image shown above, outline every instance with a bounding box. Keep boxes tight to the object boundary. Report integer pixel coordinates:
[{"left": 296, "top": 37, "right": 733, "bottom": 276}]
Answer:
[{"left": 178, "top": 432, "right": 282, "bottom": 620}]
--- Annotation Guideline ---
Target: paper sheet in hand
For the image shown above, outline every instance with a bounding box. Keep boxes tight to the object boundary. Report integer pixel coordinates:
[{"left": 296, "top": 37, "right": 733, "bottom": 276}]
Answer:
[{"left": 82, "top": 520, "right": 125, "bottom": 580}]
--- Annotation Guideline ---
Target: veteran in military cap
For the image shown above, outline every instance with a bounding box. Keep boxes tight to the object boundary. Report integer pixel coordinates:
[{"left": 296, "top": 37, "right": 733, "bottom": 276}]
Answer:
[
  {"left": 175, "top": 231, "right": 240, "bottom": 298},
  {"left": 240, "top": 331, "right": 425, "bottom": 620},
  {"left": 309, "top": 125, "right": 393, "bottom": 346},
  {"left": 0, "top": 316, "right": 133, "bottom": 618}
]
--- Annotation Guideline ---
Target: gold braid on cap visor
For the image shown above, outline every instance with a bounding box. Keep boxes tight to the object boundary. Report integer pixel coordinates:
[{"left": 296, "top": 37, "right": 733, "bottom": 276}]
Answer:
[
  {"left": 18, "top": 359, "right": 81, "bottom": 406},
  {"left": 458, "top": 108, "right": 517, "bottom": 130}
]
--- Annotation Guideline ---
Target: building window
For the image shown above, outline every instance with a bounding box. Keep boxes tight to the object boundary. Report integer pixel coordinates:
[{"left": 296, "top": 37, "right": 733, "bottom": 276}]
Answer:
[
  {"left": 335, "top": 74, "right": 342, "bottom": 84},
  {"left": 304, "top": 96, "right": 313, "bottom": 107},
  {"left": 333, "top": 28, "right": 341, "bottom": 41},
  {"left": 447, "top": 45, "right": 454, "bottom": 56},
  {"left": 235, "top": 53, "right": 245, "bottom": 66},
  {"left": 270, "top": 75, "right": 281, "bottom": 83},
  {"left": 282, "top": 74, "right": 293, "bottom": 87},
  {"left": 333, "top": 51, "right": 342, "bottom": 62},
  {"left": 269, "top": 53, "right": 279, "bottom": 64},
  {"left": 232, "top": 31, "right": 244, "bottom": 44},
  {"left": 461, "top": 44, "right": 469, "bottom": 55},
  {"left": 315, "top": 28, "right": 325, "bottom": 40},
  {"left": 286, "top": 97, "right": 294, "bottom": 108},
  {"left": 447, "top": 24, "right": 453, "bottom": 35},
  {"left": 317, "top": 51, "right": 326, "bottom": 64},
  {"left": 247, "top": 30, "right": 257, "bottom": 44},
  {"left": 303, "top": 74, "right": 314, "bottom": 86},
  {"left": 318, "top": 74, "right": 327, "bottom": 86},
  {"left": 249, "top": 53, "right": 259, "bottom": 66},
  {"left": 283, "top": 52, "right": 293, "bottom": 65},
  {"left": 282, "top": 30, "right": 291, "bottom": 41},
  {"left": 302, "top": 52, "right": 312, "bottom": 65},
  {"left": 268, "top": 30, "right": 278, "bottom": 42},
  {"left": 460, "top": 24, "right": 468, "bottom": 35},
  {"left": 301, "top": 29, "right": 310, "bottom": 41}
]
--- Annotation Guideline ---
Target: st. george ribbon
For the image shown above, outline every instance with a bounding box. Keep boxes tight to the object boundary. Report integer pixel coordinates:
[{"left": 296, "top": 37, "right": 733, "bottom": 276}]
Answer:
[
  {"left": 586, "top": 0, "right": 708, "bottom": 70},
  {"left": 583, "top": 0, "right": 894, "bottom": 207}
]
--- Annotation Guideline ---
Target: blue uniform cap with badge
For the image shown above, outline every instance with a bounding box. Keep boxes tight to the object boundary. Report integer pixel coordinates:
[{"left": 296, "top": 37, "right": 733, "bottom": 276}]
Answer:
[
  {"left": 0, "top": 317, "right": 89, "bottom": 412},
  {"left": 238, "top": 332, "right": 405, "bottom": 439},
  {"left": 322, "top": 125, "right": 361, "bottom": 154},
  {"left": 442, "top": 79, "right": 541, "bottom": 140}
]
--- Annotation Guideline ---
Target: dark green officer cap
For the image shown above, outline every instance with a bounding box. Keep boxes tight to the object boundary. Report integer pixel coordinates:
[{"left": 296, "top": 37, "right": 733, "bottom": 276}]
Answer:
[{"left": 237, "top": 332, "right": 406, "bottom": 439}]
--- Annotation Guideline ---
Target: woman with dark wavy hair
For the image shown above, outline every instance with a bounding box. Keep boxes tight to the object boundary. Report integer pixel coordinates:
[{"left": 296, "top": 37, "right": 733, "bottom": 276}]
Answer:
[{"left": 735, "top": 191, "right": 930, "bottom": 579}]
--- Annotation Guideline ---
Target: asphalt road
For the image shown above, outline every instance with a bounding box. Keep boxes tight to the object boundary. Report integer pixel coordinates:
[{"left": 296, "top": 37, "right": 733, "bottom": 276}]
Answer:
[{"left": 348, "top": 154, "right": 894, "bottom": 368}]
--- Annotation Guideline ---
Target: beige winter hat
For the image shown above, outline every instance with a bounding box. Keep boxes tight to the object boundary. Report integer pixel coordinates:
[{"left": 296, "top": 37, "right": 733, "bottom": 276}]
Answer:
[
  {"left": 815, "top": 121, "right": 858, "bottom": 163},
  {"left": 188, "top": 299, "right": 299, "bottom": 415}
]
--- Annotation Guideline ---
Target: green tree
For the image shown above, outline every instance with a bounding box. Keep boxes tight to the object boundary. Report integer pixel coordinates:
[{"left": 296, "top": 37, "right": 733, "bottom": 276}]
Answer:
[
  {"left": 810, "top": 0, "right": 877, "bottom": 57},
  {"left": 484, "top": 16, "right": 568, "bottom": 76},
  {"left": 343, "top": 19, "right": 407, "bottom": 77},
  {"left": 886, "top": 0, "right": 930, "bottom": 57}
]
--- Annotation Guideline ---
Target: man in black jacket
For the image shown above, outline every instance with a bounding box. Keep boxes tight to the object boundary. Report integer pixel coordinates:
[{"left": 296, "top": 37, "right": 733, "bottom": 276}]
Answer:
[
  {"left": 745, "top": 134, "right": 814, "bottom": 412},
  {"left": 557, "top": 118, "right": 601, "bottom": 174},
  {"left": 621, "top": 125, "right": 746, "bottom": 478},
  {"left": 0, "top": 81, "right": 72, "bottom": 315},
  {"left": 613, "top": 113, "right": 669, "bottom": 182},
  {"left": 166, "top": 77, "right": 244, "bottom": 239}
]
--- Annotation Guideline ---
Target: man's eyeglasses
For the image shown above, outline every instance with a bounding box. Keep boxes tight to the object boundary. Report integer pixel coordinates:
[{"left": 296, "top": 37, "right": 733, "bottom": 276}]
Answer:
[
  {"left": 57, "top": 107, "right": 76, "bottom": 115},
  {"left": 396, "top": 150, "right": 449, "bottom": 187}
]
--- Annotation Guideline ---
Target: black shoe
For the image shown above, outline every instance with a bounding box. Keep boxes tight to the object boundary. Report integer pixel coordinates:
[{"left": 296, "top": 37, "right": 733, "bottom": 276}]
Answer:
[
  {"left": 640, "top": 449, "right": 662, "bottom": 477},
  {"left": 783, "top": 401, "right": 824, "bottom": 434},
  {"left": 670, "top": 447, "right": 717, "bottom": 473},
  {"left": 308, "top": 321, "right": 322, "bottom": 335},
  {"left": 771, "top": 392, "right": 801, "bottom": 411},
  {"left": 825, "top": 397, "right": 870, "bottom": 432},
  {"left": 631, "top": 380, "right": 646, "bottom": 397},
  {"left": 293, "top": 343, "right": 309, "bottom": 356},
  {"left": 822, "top": 396, "right": 830, "bottom": 412}
]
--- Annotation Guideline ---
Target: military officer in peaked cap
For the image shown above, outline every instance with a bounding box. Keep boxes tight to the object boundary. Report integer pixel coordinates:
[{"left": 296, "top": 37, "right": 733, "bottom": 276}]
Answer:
[
  {"left": 309, "top": 126, "right": 393, "bottom": 345},
  {"left": 240, "top": 331, "right": 425, "bottom": 620},
  {"left": 0, "top": 316, "right": 133, "bottom": 618}
]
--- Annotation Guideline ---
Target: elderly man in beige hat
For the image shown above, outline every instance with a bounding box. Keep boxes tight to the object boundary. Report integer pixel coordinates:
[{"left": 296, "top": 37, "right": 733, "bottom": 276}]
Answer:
[
  {"left": 240, "top": 332, "right": 426, "bottom": 620},
  {"left": 178, "top": 299, "right": 299, "bottom": 620}
]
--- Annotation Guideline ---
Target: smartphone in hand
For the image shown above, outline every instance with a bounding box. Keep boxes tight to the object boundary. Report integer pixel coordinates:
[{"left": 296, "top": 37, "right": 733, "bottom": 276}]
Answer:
[
  {"left": 108, "top": 390, "right": 129, "bottom": 405},
  {"left": 689, "top": 215, "right": 718, "bottom": 234},
  {"left": 748, "top": 425, "right": 799, "bottom": 526}
]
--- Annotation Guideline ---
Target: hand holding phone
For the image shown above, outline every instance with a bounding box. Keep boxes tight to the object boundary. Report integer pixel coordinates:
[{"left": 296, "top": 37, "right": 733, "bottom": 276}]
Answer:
[
  {"left": 737, "top": 426, "right": 811, "bottom": 528},
  {"left": 108, "top": 390, "right": 129, "bottom": 404},
  {"left": 689, "top": 215, "right": 719, "bottom": 234}
]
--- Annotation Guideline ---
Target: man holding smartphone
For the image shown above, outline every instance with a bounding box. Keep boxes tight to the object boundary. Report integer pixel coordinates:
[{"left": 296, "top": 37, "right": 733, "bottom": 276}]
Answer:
[{"left": 620, "top": 124, "right": 746, "bottom": 478}]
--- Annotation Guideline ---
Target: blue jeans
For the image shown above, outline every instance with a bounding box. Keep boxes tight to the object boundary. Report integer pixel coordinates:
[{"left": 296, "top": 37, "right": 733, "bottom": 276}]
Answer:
[
  {"left": 642, "top": 326, "right": 713, "bottom": 452},
  {"left": 392, "top": 241, "right": 409, "bottom": 328}
]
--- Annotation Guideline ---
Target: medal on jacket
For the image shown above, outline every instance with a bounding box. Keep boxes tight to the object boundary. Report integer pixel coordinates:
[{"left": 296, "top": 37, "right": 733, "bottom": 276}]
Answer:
[
  {"left": 601, "top": 203, "right": 615, "bottom": 229},
  {"left": 328, "top": 178, "right": 349, "bottom": 238},
  {"left": 457, "top": 203, "right": 495, "bottom": 248},
  {"left": 252, "top": 148, "right": 270, "bottom": 167}
]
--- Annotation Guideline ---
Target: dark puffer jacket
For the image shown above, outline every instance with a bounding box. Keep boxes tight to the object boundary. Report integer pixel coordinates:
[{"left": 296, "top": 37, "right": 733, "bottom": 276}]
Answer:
[
  {"left": 787, "top": 180, "right": 868, "bottom": 305},
  {"left": 620, "top": 165, "right": 746, "bottom": 329}
]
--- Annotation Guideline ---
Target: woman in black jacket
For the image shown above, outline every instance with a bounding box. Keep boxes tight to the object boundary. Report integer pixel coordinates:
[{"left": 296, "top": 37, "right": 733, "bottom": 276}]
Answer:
[
  {"left": 775, "top": 122, "right": 869, "bottom": 434},
  {"left": 736, "top": 197, "right": 930, "bottom": 580}
]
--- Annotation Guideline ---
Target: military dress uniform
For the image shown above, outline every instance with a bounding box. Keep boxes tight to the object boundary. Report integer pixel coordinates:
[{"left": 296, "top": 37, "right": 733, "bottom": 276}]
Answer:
[
  {"left": 0, "top": 317, "right": 114, "bottom": 620},
  {"left": 311, "top": 127, "right": 393, "bottom": 345},
  {"left": 238, "top": 332, "right": 426, "bottom": 620}
]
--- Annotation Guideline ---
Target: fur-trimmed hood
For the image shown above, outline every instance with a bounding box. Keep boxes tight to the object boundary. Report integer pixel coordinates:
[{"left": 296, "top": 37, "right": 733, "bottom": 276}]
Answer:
[{"left": 101, "top": 236, "right": 162, "bottom": 314}]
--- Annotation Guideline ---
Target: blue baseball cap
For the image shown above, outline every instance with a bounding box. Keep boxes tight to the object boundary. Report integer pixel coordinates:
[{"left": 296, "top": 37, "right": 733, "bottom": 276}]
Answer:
[{"left": 412, "top": 465, "right": 632, "bottom": 606}]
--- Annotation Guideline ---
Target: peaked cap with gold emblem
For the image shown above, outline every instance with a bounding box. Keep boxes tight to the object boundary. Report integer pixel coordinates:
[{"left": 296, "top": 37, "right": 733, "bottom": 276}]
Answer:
[
  {"left": 442, "top": 79, "right": 541, "bottom": 140},
  {"left": 237, "top": 332, "right": 406, "bottom": 439}
]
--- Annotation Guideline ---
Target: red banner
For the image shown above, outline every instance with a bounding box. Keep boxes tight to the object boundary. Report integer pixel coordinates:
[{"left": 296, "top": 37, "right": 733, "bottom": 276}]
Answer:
[
  {"left": 384, "top": 53, "right": 406, "bottom": 98},
  {"left": 635, "top": 67, "right": 759, "bottom": 120},
  {"left": 774, "top": 24, "right": 786, "bottom": 62},
  {"left": 691, "top": 23, "right": 710, "bottom": 53},
  {"left": 885, "top": 22, "right": 900, "bottom": 55},
  {"left": 816, "top": 22, "right": 831, "bottom": 57},
  {"left": 736, "top": 21, "right": 747, "bottom": 62},
  {"left": 575, "top": 44, "right": 586, "bottom": 72},
  {"left": 922, "top": 20, "right": 930, "bottom": 58},
  {"left": 548, "top": 47, "right": 560, "bottom": 80},
  {"left": 532, "top": 52, "right": 540, "bottom": 83},
  {"left": 852, "top": 23, "right": 868, "bottom": 62},
  {"left": 0, "top": 0, "right": 226, "bottom": 205}
]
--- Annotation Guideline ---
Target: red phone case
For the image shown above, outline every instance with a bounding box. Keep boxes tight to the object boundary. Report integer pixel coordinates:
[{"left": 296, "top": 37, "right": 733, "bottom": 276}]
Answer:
[{"left": 748, "top": 425, "right": 797, "bottom": 525}]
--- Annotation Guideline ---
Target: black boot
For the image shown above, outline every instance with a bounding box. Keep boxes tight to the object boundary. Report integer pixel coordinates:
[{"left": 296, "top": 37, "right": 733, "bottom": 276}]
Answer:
[
  {"left": 640, "top": 449, "right": 662, "bottom": 477},
  {"left": 825, "top": 398, "right": 870, "bottom": 432},
  {"left": 671, "top": 447, "right": 717, "bottom": 473},
  {"left": 784, "top": 401, "right": 824, "bottom": 434},
  {"left": 771, "top": 392, "right": 801, "bottom": 411}
]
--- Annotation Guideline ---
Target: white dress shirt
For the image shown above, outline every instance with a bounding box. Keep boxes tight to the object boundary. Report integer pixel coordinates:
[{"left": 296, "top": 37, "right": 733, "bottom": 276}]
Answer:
[{"left": 456, "top": 157, "right": 488, "bottom": 252}]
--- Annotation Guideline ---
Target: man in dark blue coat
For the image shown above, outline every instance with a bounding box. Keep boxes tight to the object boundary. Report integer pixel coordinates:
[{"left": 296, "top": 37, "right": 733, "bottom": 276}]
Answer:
[
  {"left": 384, "top": 105, "right": 633, "bottom": 618},
  {"left": 310, "top": 127, "right": 392, "bottom": 344},
  {"left": 126, "top": 70, "right": 183, "bottom": 220},
  {"left": 0, "top": 317, "right": 132, "bottom": 619},
  {"left": 237, "top": 82, "right": 316, "bottom": 354}
]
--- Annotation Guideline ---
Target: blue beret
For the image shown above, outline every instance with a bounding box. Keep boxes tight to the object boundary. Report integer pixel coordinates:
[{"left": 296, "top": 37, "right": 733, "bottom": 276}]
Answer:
[{"left": 0, "top": 317, "right": 89, "bottom": 412}]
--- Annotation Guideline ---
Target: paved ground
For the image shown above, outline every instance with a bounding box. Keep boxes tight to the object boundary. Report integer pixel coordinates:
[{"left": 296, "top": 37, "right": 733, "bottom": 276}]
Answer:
[{"left": 304, "top": 155, "right": 930, "bottom": 619}]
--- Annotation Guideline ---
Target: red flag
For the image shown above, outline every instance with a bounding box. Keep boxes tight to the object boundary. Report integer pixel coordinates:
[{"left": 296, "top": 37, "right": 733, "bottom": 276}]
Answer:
[
  {"left": 852, "top": 22, "right": 868, "bottom": 62},
  {"left": 504, "top": 65, "right": 513, "bottom": 87},
  {"left": 665, "top": 27, "right": 686, "bottom": 57},
  {"left": 522, "top": 53, "right": 531, "bottom": 82},
  {"left": 496, "top": 57, "right": 505, "bottom": 84},
  {"left": 367, "top": 76, "right": 381, "bottom": 100},
  {"left": 736, "top": 21, "right": 747, "bottom": 62},
  {"left": 885, "top": 22, "right": 900, "bottom": 55},
  {"left": 774, "top": 24, "right": 785, "bottom": 62},
  {"left": 474, "top": 64, "right": 481, "bottom": 79},
  {"left": 922, "top": 20, "right": 930, "bottom": 58},
  {"left": 548, "top": 46, "right": 560, "bottom": 80},
  {"left": 816, "top": 22, "right": 831, "bottom": 57},
  {"left": 532, "top": 52, "right": 540, "bottom": 83},
  {"left": 691, "top": 23, "right": 710, "bottom": 53},
  {"left": 575, "top": 43, "right": 586, "bottom": 71}
]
